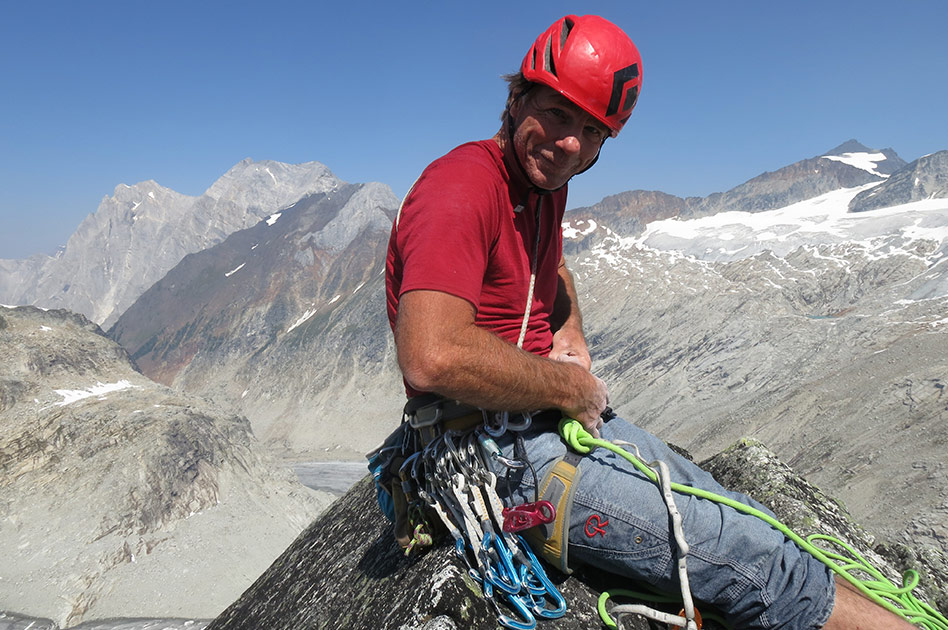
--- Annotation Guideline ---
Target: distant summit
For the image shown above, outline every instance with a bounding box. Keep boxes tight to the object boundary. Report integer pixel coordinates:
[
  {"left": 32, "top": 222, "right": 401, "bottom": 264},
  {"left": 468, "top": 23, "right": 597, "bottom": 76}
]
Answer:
[
  {"left": 108, "top": 180, "right": 403, "bottom": 460},
  {"left": 821, "top": 139, "right": 906, "bottom": 177},
  {"left": 0, "top": 159, "right": 344, "bottom": 328}
]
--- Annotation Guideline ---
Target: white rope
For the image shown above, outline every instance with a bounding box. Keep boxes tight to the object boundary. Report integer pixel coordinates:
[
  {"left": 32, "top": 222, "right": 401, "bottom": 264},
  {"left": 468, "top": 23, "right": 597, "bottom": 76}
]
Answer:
[
  {"left": 516, "top": 198, "right": 543, "bottom": 350},
  {"left": 608, "top": 440, "right": 700, "bottom": 630}
]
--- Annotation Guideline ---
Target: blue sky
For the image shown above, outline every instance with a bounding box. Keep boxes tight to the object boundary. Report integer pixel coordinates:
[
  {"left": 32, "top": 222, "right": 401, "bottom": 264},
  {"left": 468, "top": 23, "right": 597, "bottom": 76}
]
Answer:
[{"left": 2, "top": 1, "right": 947, "bottom": 260}]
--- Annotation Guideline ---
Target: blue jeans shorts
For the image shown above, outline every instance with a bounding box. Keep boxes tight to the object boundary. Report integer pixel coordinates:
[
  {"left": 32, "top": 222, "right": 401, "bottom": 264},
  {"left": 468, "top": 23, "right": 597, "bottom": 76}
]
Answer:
[{"left": 493, "top": 416, "right": 836, "bottom": 630}]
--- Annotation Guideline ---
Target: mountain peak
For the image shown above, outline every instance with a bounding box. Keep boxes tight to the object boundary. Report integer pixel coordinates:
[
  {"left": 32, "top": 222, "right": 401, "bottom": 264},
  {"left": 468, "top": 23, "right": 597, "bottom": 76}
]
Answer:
[
  {"left": 825, "top": 139, "right": 874, "bottom": 156},
  {"left": 819, "top": 140, "right": 906, "bottom": 178},
  {"left": 202, "top": 159, "right": 342, "bottom": 211}
]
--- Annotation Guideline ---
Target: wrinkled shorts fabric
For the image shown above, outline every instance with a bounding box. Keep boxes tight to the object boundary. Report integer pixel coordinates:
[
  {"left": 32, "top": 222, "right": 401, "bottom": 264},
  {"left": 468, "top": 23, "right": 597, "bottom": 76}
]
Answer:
[{"left": 492, "top": 416, "right": 836, "bottom": 630}]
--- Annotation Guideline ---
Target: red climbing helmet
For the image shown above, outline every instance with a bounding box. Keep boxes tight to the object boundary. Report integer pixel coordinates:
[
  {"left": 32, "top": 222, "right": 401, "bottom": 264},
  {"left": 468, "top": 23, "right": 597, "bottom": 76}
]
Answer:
[{"left": 521, "top": 15, "right": 643, "bottom": 137}]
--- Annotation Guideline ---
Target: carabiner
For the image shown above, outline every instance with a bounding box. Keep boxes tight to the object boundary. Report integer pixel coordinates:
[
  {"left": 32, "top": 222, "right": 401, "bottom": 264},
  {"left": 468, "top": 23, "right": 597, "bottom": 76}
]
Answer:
[
  {"left": 483, "top": 410, "right": 509, "bottom": 437},
  {"left": 527, "top": 584, "right": 567, "bottom": 619},
  {"left": 477, "top": 430, "right": 527, "bottom": 470},
  {"left": 516, "top": 535, "right": 567, "bottom": 618},
  {"left": 506, "top": 410, "right": 532, "bottom": 432},
  {"left": 482, "top": 533, "right": 521, "bottom": 595},
  {"left": 499, "top": 593, "right": 537, "bottom": 630}
]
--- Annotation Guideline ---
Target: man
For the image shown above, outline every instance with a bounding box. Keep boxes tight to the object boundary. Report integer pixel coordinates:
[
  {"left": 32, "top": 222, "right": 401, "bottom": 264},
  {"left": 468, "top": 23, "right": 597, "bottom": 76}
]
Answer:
[{"left": 385, "top": 14, "right": 914, "bottom": 630}]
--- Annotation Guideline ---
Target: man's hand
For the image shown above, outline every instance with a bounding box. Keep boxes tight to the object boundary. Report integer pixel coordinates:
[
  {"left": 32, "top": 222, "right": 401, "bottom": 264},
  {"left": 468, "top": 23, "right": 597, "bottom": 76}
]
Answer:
[{"left": 559, "top": 363, "right": 609, "bottom": 438}]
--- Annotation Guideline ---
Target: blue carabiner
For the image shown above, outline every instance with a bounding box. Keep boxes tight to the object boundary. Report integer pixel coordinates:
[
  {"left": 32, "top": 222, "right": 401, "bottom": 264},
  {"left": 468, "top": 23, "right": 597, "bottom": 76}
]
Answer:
[
  {"left": 529, "top": 587, "right": 567, "bottom": 619},
  {"left": 516, "top": 535, "right": 567, "bottom": 618},
  {"left": 483, "top": 533, "right": 521, "bottom": 595},
  {"left": 499, "top": 593, "right": 537, "bottom": 630}
]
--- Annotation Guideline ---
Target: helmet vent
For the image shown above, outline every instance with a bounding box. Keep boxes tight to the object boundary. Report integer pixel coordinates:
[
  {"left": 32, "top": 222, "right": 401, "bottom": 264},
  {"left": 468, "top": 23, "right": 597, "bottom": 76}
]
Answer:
[
  {"left": 560, "top": 17, "right": 574, "bottom": 48},
  {"left": 543, "top": 37, "right": 557, "bottom": 76}
]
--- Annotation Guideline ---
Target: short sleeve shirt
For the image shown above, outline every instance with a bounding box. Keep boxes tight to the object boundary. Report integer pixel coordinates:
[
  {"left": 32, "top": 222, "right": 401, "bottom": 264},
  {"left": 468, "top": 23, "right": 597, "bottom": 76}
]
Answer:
[{"left": 385, "top": 140, "right": 567, "bottom": 394}]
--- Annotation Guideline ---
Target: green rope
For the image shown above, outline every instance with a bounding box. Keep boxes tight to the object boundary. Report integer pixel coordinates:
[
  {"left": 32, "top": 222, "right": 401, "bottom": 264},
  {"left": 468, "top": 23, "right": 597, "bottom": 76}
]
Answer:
[{"left": 558, "top": 418, "right": 948, "bottom": 630}]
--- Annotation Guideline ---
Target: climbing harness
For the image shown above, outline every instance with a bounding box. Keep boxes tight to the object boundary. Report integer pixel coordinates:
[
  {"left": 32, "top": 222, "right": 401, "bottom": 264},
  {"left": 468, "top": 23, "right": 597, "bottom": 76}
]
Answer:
[{"left": 556, "top": 418, "right": 948, "bottom": 630}]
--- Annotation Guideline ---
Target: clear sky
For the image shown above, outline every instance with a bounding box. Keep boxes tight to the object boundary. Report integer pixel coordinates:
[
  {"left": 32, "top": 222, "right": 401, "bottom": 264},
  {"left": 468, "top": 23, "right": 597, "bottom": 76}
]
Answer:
[{"left": 2, "top": 1, "right": 946, "bottom": 260}]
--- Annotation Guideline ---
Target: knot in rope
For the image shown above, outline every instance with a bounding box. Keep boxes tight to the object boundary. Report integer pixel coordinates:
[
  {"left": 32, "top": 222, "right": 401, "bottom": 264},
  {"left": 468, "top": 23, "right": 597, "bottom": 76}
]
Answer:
[
  {"left": 558, "top": 418, "right": 595, "bottom": 454},
  {"left": 404, "top": 522, "right": 433, "bottom": 556}
]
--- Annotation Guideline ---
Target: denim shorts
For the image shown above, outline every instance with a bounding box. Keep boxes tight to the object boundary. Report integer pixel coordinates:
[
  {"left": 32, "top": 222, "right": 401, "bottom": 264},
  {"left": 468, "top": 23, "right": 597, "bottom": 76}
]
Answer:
[{"left": 492, "top": 416, "right": 836, "bottom": 630}]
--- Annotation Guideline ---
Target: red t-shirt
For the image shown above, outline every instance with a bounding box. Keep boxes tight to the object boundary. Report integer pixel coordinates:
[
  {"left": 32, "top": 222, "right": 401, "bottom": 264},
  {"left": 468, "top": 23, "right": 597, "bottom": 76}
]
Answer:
[{"left": 386, "top": 139, "right": 567, "bottom": 395}]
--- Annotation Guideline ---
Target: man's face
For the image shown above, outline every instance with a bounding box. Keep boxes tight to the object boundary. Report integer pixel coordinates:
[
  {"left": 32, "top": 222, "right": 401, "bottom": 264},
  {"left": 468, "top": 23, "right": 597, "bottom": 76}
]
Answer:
[{"left": 509, "top": 85, "right": 609, "bottom": 191}]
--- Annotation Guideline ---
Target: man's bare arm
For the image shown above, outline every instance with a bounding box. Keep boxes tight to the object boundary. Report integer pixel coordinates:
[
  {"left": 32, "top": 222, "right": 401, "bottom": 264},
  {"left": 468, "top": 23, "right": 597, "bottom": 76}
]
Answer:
[
  {"left": 395, "top": 289, "right": 607, "bottom": 434},
  {"left": 548, "top": 258, "right": 592, "bottom": 370}
]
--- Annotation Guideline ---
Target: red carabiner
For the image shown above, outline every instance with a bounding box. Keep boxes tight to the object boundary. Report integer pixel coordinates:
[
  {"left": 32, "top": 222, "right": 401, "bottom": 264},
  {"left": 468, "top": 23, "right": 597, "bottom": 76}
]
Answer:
[{"left": 502, "top": 500, "right": 556, "bottom": 533}]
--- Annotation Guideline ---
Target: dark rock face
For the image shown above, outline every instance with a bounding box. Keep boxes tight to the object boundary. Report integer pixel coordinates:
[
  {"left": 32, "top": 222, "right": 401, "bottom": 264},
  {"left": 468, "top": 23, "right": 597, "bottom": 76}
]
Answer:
[
  {"left": 206, "top": 476, "right": 618, "bottom": 630},
  {"left": 207, "top": 442, "right": 947, "bottom": 630},
  {"left": 850, "top": 150, "right": 948, "bottom": 213}
]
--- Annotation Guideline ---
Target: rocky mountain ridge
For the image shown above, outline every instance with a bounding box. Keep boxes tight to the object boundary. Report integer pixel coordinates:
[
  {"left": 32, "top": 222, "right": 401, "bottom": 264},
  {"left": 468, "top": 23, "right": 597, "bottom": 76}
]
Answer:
[
  {"left": 851, "top": 150, "right": 948, "bottom": 213},
  {"left": 0, "top": 159, "right": 342, "bottom": 328},
  {"left": 0, "top": 305, "right": 332, "bottom": 627},
  {"left": 564, "top": 140, "right": 907, "bottom": 255},
  {"left": 108, "top": 181, "right": 403, "bottom": 460}
]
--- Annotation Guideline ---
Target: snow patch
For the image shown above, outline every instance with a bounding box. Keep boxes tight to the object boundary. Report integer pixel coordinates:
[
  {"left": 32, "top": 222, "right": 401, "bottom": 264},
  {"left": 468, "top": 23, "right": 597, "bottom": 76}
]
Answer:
[
  {"left": 287, "top": 307, "right": 318, "bottom": 333},
  {"left": 225, "top": 263, "right": 246, "bottom": 277},
  {"left": 266, "top": 213, "right": 282, "bottom": 226},
  {"left": 563, "top": 219, "right": 599, "bottom": 239},
  {"left": 328, "top": 294, "right": 341, "bottom": 305},
  {"left": 54, "top": 380, "right": 139, "bottom": 406},
  {"left": 821, "top": 152, "right": 889, "bottom": 177},
  {"left": 38, "top": 325, "right": 52, "bottom": 332},
  {"left": 636, "top": 184, "right": 948, "bottom": 263}
]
